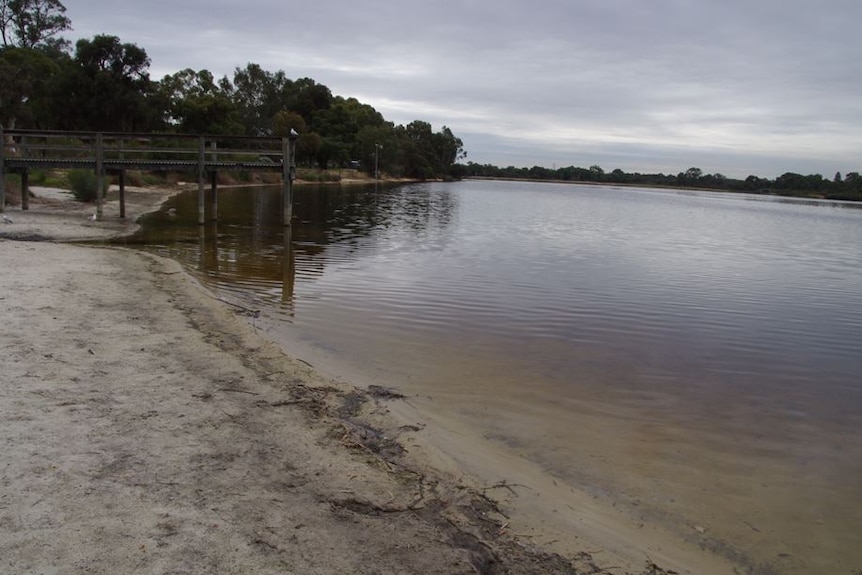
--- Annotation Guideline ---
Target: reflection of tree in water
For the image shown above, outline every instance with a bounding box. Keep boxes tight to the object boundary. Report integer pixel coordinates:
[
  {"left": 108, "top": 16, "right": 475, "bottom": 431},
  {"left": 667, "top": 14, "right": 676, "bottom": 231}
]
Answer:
[
  {"left": 293, "top": 183, "right": 456, "bottom": 249},
  {"left": 123, "top": 183, "right": 458, "bottom": 307}
]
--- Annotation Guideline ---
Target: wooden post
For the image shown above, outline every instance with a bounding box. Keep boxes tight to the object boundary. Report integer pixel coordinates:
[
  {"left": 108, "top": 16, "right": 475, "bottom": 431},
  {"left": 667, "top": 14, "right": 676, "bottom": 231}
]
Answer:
[
  {"left": 197, "top": 136, "right": 205, "bottom": 225},
  {"left": 118, "top": 171, "right": 126, "bottom": 219},
  {"left": 210, "top": 172, "right": 218, "bottom": 221},
  {"left": 118, "top": 139, "right": 126, "bottom": 219},
  {"left": 282, "top": 226, "right": 295, "bottom": 304},
  {"left": 0, "top": 127, "right": 5, "bottom": 213},
  {"left": 20, "top": 135, "right": 28, "bottom": 210},
  {"left": 21, "top": 169, "right": 29, "bottom": 210},
  {"left": 210, "top": 140, "right": 218, "bottom": 221},
  {"left": 283, "top": 132, "right": 297, "bottom": 226},
  {"left": 95, "top": 133, "right": 104, "bottom": 220}
]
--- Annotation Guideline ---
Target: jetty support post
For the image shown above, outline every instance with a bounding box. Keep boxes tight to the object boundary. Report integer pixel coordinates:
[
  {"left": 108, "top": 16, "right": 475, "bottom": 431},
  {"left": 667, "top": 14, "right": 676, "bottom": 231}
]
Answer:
[
  {"left": 282, "top": 130, "right": 297, "bottom": 226},
  {"left": 20, "top": 134, "right": 28, "bottom": 209},
  {"left": 210, "top": 140, "right": 218, "bottom": 221},
  {"left": 20, "top": 169, "right": 29, "bottom": 210},
  {"left": 118, "top": 171, "right": 126, "bottom": 219},
  {"left": 95, "top": 133, "right": 104, "bottom": 220},
  {"left": 19, "top": 134, "right": 29, "bottom": 210},
  {"left": 118, "top": 139, "right": 126, "bottom": 219},
  {"left": 197, "top": 136, "right": 206, "bottom": 225},
  {"left": 0, "top": 127, "right": 5, "bottom": 212}
]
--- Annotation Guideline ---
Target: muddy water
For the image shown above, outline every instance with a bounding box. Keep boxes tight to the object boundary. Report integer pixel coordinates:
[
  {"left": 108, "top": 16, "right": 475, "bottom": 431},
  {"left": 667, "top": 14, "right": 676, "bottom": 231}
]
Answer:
[{"left": 124, "top": 181, "right": 862, "bottom": 574}]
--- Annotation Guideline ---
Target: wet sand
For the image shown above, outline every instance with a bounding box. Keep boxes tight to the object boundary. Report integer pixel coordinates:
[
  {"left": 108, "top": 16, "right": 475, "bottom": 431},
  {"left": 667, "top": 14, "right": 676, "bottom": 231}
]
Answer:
[{"left": 259, "top": 318, "right": 862, "bottom": 575}]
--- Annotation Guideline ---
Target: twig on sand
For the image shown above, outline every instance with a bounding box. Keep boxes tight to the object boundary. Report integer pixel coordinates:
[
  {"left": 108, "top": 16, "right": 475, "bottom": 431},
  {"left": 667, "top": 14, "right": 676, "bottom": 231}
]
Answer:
[
  {"left": 203, "top": 292, "right": 260, "bottom": 317},
  {"left": 480, "top": 480, "right": 533, "bottom": 496},
  {"left": 268, "top": 399, "right": 311, "bottom": 407},
  {"left": 218, "top": 388, "right": 259, "bottom": 396}
]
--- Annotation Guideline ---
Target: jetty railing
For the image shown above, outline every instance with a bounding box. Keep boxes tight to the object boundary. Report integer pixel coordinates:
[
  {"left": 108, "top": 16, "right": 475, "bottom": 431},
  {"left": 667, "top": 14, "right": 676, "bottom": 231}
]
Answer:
[{"left": 0, "top": 129, "right": 297, "bottom": 225}]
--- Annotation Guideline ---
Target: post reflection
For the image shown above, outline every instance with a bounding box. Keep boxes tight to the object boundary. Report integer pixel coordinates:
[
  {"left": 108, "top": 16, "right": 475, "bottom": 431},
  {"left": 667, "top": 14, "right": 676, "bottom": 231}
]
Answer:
[
  {"left": 198, "top": 221, "right": 219, "bottom": 275},
  {"left": 133, "top": 183, "right": 456, "bottom": 319},
  {"left": 282, "top": 226, "right": 295, "bottom": 312}
]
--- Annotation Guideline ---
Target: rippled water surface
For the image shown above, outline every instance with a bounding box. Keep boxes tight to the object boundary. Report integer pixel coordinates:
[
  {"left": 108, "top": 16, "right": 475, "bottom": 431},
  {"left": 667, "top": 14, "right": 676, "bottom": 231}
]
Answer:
[{"left": 127, "top": 180, "right": 862, "bottom": 573}]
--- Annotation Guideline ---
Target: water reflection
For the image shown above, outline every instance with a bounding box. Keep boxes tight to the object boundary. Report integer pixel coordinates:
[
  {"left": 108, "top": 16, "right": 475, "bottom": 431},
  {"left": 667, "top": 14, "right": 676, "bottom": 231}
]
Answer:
[{"left": 124, "top": 183, "right": 457, "bottom": 314}]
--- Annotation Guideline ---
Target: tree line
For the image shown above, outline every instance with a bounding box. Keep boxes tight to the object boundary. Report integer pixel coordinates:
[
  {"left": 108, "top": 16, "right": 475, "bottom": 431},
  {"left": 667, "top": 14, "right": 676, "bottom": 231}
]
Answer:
[
  {"left": 456, "top": 163, "right": 862, "bottom": 202},
  {"left": 0, "top": 0, "right": 465, "bottom": 179}
]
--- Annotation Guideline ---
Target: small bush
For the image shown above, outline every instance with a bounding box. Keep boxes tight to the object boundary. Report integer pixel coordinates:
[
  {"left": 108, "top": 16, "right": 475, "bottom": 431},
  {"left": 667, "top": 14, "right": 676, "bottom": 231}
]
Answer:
[
  {"left": 125, "top": 170, "right": 145, "bottom": 186},
  {"left": 29, "top": 169, "right": 47, "bottom": 184},
  {"left": 67, "top": 169, "right": 98, "bottom": 202}
]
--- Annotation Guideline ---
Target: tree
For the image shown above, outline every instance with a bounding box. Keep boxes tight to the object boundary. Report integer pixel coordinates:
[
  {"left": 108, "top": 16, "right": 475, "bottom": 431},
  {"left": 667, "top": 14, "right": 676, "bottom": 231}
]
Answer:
[
  {"left": 227, "top": 64, "right": 302, "bottom": 136},
  {"left": 272, "top": 110, "right": 306, "bottom": 138},
  {"left": 50, "top": 35, "right": 158, "bottom": 131},
  {"left": 273, "top": 110, "right": 322, "bottom": 166},
  {"left": 685, "top": 167, "right": 703, "bottom": 180},
  {"left": 431, "top": 125, "right": 465, "bottom": 169},
  {"left": 159, "top": 68, "right": 241, "bottom": 134},
  {"left": 0, "top": 46, "right": 56, "bottom": 129},
  {"left": 744, "top": 174, "right": 767, "bottom": 191},
  {"left": 290, "top": 77, "right": 332, "bottom": 123},
  {"left": 0, "top": 0, "right": 70, "bottom": 50}
]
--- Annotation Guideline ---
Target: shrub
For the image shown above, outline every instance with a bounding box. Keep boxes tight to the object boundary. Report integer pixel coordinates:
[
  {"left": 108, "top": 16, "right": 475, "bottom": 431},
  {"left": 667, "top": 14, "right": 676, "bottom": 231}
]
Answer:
[
  {"left": 67, "top": 169, "right": 98, "bottom": 202},
  {"left": 125, "top": 170, "right": 145, "bottom": 186}
]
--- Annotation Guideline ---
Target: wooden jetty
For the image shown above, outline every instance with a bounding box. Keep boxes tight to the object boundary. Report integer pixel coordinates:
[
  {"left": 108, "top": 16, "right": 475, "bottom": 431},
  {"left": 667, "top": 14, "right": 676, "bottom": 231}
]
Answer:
[{"left": 0, "top": 129, "right": 298, "bottom": 225}]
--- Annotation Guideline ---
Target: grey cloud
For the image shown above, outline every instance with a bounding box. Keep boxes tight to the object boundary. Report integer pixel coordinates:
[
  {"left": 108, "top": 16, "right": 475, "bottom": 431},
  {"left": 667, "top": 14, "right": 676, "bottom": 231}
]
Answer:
[{"left": 64, "top": 0, "right": 862, "bottom": 178}]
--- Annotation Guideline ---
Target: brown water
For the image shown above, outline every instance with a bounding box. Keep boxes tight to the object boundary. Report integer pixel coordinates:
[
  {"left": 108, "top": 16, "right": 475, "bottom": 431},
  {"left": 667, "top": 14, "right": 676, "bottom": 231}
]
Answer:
[{"left": 125, "top": 181, "right": 862, "bottom": 574}]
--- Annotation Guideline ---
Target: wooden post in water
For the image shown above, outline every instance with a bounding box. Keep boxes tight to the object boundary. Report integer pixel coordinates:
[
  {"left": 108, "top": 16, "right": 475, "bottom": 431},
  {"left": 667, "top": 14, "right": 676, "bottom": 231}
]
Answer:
[
  {"left": 95, "top": 133, "right": 104, "bottom": 220},
  {"left": 210, "top": 140, "right": 218, "bottom": 221},
  {"left": 0, "top": 127, "right": 5, "bottom": 213},
  {"left": 20, "top": 169, "right": 29, "bottom": 210},
  {"left": 282, "top": 130, "right": 297, "bottom": 226},
  {"left": 197, "top": 136, "right": 205, "bottom": 225}
]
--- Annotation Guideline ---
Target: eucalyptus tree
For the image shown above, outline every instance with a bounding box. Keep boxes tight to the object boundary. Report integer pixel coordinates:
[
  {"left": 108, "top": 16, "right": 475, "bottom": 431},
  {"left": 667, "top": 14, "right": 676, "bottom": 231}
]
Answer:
[
  {"left": 0, "top": 0, "right": 70, "bottom": 50},
  {"left": 0, "top": 45, "right": 56, "bottom": 129},
  {"left": 48, "top": 35, "right": 159, "bottom": 131},
  {"left": 158, "top": 68, "right": 242, "bottom": 134}
]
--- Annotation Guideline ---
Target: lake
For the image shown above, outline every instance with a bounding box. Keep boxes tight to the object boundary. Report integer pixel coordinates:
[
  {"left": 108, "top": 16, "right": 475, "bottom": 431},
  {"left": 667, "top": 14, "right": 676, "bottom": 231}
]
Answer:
[{"left": 126, "top": 179, "right": 862, "bottom": 574}]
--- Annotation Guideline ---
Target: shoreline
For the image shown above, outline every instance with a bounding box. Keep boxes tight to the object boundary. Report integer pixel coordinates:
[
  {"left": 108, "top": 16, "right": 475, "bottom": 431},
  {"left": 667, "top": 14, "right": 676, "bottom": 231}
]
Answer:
[{"left": 0, "top": 185, "right": 727, "bottom": 574}]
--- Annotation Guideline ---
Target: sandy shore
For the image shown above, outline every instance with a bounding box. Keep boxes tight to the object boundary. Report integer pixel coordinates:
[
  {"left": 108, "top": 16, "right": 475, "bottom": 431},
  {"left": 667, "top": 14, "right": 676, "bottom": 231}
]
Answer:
[{"left": 0, "top": 187, "right": 709, "bottom": 574}]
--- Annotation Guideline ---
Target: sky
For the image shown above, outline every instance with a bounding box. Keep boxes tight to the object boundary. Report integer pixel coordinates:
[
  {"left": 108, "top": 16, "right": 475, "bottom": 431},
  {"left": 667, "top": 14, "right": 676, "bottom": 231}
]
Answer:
[{"left": 63, "top": 0, "right": 862, "bottom": 179}]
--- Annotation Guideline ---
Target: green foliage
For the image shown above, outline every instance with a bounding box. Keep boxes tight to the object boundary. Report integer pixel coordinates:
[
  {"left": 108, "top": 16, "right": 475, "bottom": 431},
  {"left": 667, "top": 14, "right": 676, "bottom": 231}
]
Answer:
[
  {"left": 0, "top": 0, "right": 71, "bottom": 50},
  {"left": 66, "top": 169, "right": 97, "bottom": 202},
  {"left": 0, "top": 46, "right": 57, "bottom": 129},
  {"left": 458, "top": 162, "right": 862, "bottom": 202},
  {"left": 297, "top": 169, "right": 340, "bottom": 182},
  {"left": 3, "top": 4, "right": 465, "bottom": 181}
]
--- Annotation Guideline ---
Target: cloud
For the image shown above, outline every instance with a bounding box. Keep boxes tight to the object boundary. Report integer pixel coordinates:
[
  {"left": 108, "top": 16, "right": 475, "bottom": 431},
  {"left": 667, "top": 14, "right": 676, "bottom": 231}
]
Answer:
[{"left": 63, "top": 0, "right": 862, "bottom": 178}]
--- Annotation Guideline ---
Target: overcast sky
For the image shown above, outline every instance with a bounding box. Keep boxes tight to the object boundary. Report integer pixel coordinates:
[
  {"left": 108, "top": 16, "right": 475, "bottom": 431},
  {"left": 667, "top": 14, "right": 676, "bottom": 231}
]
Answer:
[{"left": 64, "top": 0, "right": 861, "bottom": 179}]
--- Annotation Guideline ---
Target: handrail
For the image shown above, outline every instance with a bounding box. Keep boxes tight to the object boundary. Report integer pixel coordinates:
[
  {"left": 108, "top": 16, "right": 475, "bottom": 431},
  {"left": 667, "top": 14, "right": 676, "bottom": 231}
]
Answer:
[{"left": 1, "top": 129, "right": 297, "bottom": 224}]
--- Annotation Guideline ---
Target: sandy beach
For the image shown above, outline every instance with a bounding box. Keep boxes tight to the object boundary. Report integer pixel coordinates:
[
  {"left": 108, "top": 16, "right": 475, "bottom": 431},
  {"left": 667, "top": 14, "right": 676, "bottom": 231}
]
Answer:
[{"left": 0, "top": 186, "right": 727, "bottom": 574}]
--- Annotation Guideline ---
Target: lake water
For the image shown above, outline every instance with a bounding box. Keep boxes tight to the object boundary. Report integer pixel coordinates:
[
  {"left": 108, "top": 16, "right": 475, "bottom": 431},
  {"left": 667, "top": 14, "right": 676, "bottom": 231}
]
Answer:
[{"left": 127, "top": 180, "right": 862, "bottom": 574}]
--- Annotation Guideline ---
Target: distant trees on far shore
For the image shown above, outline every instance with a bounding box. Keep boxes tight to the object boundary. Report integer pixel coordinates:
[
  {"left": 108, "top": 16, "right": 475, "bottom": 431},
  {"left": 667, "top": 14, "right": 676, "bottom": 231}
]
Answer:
[
  {"left": 0, "top": 0, "right": 465, "bottom": 180},
  {"left": 455, "top": 162, "right": 862, "bottom": 202}
]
